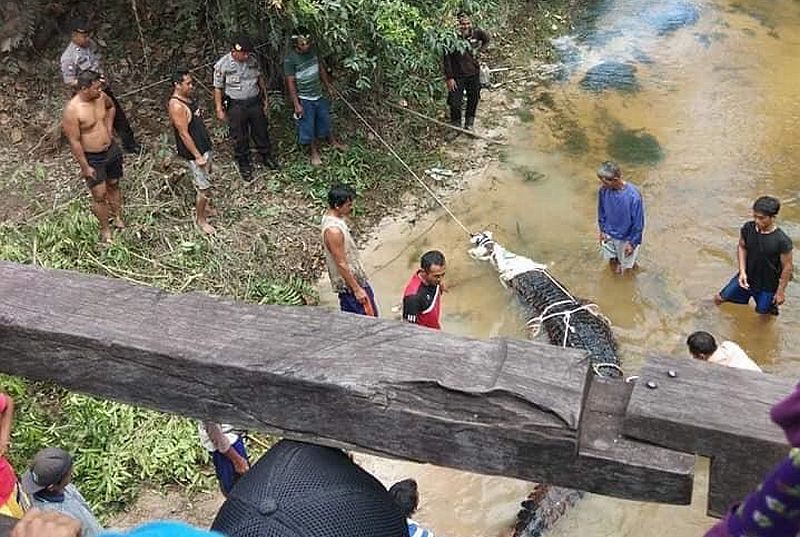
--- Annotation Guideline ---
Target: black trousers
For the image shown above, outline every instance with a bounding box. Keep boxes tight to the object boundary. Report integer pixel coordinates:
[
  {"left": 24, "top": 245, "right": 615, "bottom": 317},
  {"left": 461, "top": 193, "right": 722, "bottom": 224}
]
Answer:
[
  {"left": 104, "top": 87, "right": 137, "bottom": 150},
  {"left": 447, "top": 74, "right": 481, "bottom": 127},
  {"left": 226, "top": 97, "right": 273, "bottom": 170}
]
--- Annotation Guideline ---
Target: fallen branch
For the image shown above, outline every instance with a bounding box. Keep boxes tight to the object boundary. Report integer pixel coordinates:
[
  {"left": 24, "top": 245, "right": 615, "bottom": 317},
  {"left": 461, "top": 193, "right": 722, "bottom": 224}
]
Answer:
[{"left": 386, "top": 102, "right": 507, "bottom": 145}]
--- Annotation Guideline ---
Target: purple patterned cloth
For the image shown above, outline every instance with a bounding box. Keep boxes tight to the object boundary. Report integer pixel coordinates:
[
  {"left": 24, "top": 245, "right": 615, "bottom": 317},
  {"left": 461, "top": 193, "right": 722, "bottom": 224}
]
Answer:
[{"left": 704, "top": 383, "right": 800, "bottom": 537}]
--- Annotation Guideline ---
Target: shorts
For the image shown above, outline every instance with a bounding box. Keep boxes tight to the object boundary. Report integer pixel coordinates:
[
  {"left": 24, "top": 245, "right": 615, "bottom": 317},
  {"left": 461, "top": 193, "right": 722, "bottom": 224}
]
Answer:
[
  {"left": 84, "top": 142, "right": 123, "bottom": 189},
  {"left": 188, "top": 151, "right": 213, "bottom": 190},
  {"left": 211, "top": 436, "right": 248, "bottom": 496},
  {"left": 338, "top": 283, "right": 378, "bottom": 316},
  {"left": 718, "top": 275, "right": 778, "bottom": 315},
  {"left": 600, "top": 237, "right": 640, "bottom": 270},
  {"left": 296, "top": 97, "right": 331, "bottom": 145}
]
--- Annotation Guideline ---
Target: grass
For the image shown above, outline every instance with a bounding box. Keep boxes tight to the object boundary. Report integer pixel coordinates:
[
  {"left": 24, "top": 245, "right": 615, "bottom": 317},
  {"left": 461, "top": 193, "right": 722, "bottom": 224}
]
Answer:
[{"left": 0, "top": 99, "right": 439, "bottom": 520}]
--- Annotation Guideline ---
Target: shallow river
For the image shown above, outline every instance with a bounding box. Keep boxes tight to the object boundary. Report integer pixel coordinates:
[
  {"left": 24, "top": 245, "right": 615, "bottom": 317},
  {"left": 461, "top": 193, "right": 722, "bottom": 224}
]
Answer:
[{"left": 322, "top": 0, "right": 800, "bottom": 535}]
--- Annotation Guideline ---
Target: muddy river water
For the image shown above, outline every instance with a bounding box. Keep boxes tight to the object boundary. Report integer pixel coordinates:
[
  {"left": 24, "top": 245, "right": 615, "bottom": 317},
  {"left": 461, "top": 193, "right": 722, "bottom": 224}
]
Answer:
[{"left": 320, "top": 0, "right": 800, "bottom": 535}]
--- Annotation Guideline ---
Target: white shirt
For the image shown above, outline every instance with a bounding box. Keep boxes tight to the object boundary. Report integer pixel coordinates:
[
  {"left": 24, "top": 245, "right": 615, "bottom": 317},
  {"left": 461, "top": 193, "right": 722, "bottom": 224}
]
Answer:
[{"left": 708, "top": 341, "right": 762, "bottom": 372}]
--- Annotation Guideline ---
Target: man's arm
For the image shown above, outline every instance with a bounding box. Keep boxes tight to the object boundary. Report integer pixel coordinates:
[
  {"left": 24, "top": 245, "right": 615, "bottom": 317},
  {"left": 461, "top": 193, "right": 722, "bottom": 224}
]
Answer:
[
  {"left": 258, "top": 74, "right": 269, "bottom": 109},
  {"left": 402, "top": 294, "right": 421, "bottom": 324},
  {"left": 597, "top": 192, "right": 607, "bottom": 240},
  {"left": 102, "top": 92, "right": 115, "bottom": 138},
  {"left": 60, "top": 52, "right": 78, "bottom": 86},
  {"left": 0, "top": 393, "right": 13, "bottom": 457},
  {"left": 775, "top": 250, "right": 793, "bottom": 305},
  {"left": 737, "top": 236, "right": 749, "bottom": 289},
  {"left": 213, "top": 88, "right": 226, "bottom": 121},
  {"left": 285, "top": 75, "right": 303, "bottom": 117},
  {"left": 443, "top": 53, "right": 456, "bottom": 91},
  {"left": 319, "top": 60, "right": 335, "bottom": 95},
  {"left": 62, "top": 106, "right": 93, "bottom": 178},
  {"left": 476, "top": 28, "right": 490, "bottom": 49},
  {"left": 323, "top": 227, "right": 367, "bottom": 302},
  {"left": 204, "top": 423, "right": 249, "bottom": 474},
  {"left": 629, "top": 194, "right": 644, "bottom": 246},
  {"left": 168, "top": 101, "right": 204, "bottom": 161}
]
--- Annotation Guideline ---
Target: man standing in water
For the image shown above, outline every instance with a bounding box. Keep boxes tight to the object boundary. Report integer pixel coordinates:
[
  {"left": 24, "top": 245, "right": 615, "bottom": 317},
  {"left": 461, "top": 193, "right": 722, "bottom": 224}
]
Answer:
[
  {"left": 714, "top": 196, "right": 793, "bottom": 316},
  {"left": 596, "top": 161, "right": 645, "bottom": 274},
  {"left": 442, "top": 12, "right": 490, "bottom": 140},
  {"left": 322, "top": 184, "right": 378, "bottom": 316},
  {"left": 62, "top": 70, "right": 124, "bottom": 243},
  {"left": 168, "top": 70, "right": 217, "bottom": 235},
  {"left": 403, "top": 251, "right": 446, "bottom": 330}
]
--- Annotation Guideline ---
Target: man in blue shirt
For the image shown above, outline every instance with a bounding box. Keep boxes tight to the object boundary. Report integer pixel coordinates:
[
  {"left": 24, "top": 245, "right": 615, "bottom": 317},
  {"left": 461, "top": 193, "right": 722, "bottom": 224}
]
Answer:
[
  {"left": 20, "top": 448, "right": 102, "bottom": 537},
  {"left": 596, "top": 161, "right": 645, "bottom": 274}
]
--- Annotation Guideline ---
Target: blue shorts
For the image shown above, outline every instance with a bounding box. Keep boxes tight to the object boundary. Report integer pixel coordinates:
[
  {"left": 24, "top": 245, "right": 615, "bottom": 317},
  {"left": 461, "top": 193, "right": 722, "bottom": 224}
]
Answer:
[
  {"left": 297, "top": 97, "right": 331, "bottom": 145},
  {"left": 718, "top": 275, "right": 778, "bottom": 315},
  {"left": 211, "top": 437, "right": 248, "bottom": 496},
  {"left": 338, "top": 284, "right": 379, "bottom": 316}
]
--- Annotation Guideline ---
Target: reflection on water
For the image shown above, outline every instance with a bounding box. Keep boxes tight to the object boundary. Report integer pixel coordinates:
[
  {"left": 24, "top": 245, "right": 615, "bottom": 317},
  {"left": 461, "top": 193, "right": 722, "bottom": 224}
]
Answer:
[{"left": 323, "top": 0, "right": 800, "bottom": 535}]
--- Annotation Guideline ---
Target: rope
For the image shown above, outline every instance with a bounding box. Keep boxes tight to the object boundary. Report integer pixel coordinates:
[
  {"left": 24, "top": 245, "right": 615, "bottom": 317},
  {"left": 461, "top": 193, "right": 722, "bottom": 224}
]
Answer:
[
  {"left": 592, "top": 362, "right": 624, "bottom": 378},
  {"left": 526, "top": 302, "right": 601, "bottom": 347},
  {"left": 334, "top": 88, "right": 473, "bottom": 237}
]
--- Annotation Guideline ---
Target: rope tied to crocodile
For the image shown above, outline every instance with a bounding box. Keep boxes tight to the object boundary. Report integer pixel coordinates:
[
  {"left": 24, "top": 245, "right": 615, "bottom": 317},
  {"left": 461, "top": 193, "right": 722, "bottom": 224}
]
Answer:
[{"left": 526, "top": 301, "right": 605, "bottom": 347}]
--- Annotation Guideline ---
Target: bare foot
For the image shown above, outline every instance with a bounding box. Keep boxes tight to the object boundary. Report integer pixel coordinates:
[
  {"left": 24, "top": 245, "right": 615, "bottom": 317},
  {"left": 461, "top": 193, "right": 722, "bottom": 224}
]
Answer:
[
  {"left": 113, "top": 217, "right": 125, "bottom": 230},
  {"left": 713, "top": 293, "right": 723, "bottom": 306},
  {"left": 206, "top": 207, "right": 220, "bottom": 218},
  {"left": 197, "top": 220, "right": 216, "bottom": 235},
  {"left": 310, "top": 153, "right": 322, "bottom": 166},
  {"left": 100, "top": 228, "right": 113, "bottom": 244}
]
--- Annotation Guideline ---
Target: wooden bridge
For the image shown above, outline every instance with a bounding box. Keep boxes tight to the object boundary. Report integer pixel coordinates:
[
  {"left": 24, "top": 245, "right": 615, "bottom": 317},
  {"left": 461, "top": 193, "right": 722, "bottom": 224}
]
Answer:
[{"left": 0, "top": 261, "right": 794, "bottom": 517}]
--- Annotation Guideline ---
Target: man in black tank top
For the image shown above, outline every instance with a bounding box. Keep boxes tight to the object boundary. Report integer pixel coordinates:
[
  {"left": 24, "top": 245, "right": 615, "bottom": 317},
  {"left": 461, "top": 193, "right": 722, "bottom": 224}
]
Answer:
[{"left": 168, "top": 70, "right": 217, "bottom": 234}]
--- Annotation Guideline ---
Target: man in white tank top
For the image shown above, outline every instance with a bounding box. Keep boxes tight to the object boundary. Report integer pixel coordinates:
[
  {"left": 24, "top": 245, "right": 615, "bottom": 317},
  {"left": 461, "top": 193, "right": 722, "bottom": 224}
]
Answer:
[{"left": 321, "top": 184, "right": 378, "bottom": 316}]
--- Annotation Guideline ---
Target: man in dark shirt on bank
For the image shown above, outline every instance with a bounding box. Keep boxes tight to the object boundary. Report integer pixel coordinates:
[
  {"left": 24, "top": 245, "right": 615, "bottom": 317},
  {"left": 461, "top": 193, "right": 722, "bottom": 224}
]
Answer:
[
  {"left": 714, "top": 196, "right": 794, "bottom": 315},
  {"left": 443, "top": 13, "right": 489, "bottom": 140},
  {"left": 168, "top": 69, "right": 217, "bottom": 235}
]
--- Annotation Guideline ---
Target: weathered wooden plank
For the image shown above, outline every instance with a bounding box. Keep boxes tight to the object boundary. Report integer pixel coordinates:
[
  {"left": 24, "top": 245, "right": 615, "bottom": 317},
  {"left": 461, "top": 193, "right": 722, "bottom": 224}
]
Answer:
[
  {"left": 0, "top": 262, "right": 695, "bottom": 502},
  {"left": 624, "top": 355, "right": 793, "bottom": 515},
  {"left": 575, "top": 376, "right": 694, "bottom": 503}
]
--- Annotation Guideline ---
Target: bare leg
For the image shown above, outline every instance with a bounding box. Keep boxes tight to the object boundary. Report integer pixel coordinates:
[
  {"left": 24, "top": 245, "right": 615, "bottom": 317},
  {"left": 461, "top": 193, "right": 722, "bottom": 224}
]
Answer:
[
  {"left": 90, "top": 183, "right": 112, "bottom": 243},
  {"left": 195, "top": 190, "right": 216, "bottom": 235},
  {"left": 106, "top": 181, "right": 125, "bottom": 229},
  {"left": 309, "top": 140, "right": 322, "bottom": 166}
]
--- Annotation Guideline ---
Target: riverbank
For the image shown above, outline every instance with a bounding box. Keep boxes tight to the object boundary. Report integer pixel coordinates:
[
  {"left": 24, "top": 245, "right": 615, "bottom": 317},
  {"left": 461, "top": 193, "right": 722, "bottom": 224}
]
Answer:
[{"left": 0, "top": 0, "right": 593, "bottom": 525}]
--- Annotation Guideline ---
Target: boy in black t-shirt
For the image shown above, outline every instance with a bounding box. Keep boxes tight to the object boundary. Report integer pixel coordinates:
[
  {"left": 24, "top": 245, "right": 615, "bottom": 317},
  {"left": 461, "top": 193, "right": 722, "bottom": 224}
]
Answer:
[{"left": 715, "top": 196, "right": 794, "bottom": 315}]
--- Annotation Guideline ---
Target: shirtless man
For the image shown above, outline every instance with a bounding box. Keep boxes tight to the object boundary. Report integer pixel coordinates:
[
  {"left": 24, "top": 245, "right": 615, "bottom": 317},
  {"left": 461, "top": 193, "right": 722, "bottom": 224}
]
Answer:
[{"left": 62, "top": 70, "right": 124, "bottom": 243}]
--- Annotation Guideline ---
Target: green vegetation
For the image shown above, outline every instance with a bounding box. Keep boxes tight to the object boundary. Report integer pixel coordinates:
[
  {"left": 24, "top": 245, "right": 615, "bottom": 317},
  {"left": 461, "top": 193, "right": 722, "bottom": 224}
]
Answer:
[{"left": 0, "top": 0, "right": 592, "bottom": 520}]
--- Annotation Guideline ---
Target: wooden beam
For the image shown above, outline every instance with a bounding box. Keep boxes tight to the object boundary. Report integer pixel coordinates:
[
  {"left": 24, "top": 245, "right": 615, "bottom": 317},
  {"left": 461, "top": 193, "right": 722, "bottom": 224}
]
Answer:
[
  {"left": 0, "top": 261, "right": 691, "bottom": 503},
  {"left": 623, "top": 355, "right": 793, "bottom": 515},
  {"left": 576, "top": 376, "right": 694, "bottom": 504}
]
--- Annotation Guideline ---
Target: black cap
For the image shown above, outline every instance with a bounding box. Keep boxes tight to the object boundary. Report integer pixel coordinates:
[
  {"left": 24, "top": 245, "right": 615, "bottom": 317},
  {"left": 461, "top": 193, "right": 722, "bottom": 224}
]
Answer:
[
  {"left": 70, "top": 19, "right": 90, "bottom": 33},
  {"left": 21, "top": 447, "right": 73, "bottom": 494},
  {"left": 232, "top": 36, "right": 254, "bottom": 53},
  {"left": 211, "top": 440, "right": 407, "bottom": 537}
]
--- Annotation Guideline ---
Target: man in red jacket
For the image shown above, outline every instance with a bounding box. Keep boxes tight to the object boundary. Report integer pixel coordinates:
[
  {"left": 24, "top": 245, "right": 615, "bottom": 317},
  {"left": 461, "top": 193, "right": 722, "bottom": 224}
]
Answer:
[{"left": 402, "top": 251, "right": 446, "bottom": 330}]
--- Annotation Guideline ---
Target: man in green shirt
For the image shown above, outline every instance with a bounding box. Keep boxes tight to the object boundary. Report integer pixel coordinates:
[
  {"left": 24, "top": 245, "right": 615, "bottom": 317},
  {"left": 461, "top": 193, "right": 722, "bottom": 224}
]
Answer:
[{"left": 283, "top": 28, "right": 345, "bottom": 166}]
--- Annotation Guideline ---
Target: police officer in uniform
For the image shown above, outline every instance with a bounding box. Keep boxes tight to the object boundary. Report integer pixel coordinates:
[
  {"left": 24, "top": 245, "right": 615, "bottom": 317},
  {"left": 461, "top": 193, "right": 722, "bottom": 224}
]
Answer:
[
  {"left": 213, "top": 36, "right": 279, "bottom": 181},
  {"left": 60, "top": 20, "right": 141, "bottom": 154}
]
